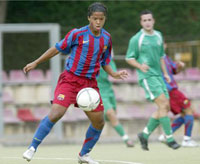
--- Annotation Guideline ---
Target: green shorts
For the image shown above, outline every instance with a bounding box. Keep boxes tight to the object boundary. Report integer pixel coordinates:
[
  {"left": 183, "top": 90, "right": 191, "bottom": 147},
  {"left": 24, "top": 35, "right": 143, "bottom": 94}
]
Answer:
[
  {"left": 101, "top": 90, "right": 117, "bottom": 121},
  {"left": 139, "top": 76, "right": 169, "bottom": 101}
]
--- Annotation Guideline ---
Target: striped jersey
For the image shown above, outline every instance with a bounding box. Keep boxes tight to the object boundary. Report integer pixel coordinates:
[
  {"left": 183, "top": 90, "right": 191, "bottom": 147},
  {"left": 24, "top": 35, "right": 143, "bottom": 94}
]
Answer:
[
  {"left": 163, "top": 55, "right": 178, "bottom": 91},
  {"left": 55, "top": 25, "right": 112, "bottom": 79},
  {"left": 126, "top": 29, "right": 164, "bottom": 80}
]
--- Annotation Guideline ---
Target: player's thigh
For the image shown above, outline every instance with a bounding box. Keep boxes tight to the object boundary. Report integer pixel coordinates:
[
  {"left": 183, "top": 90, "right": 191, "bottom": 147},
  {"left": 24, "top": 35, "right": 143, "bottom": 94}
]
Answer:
[
  {"left": 169, "top": 89, "right": 191, "bottom": 115},
  {"left": 102, "top": 95, "right": 116, "bottom": 120},
  {"left": 85, "top": 111, "right": 104, "bottom": 129},
  {"left": 139, "top": 76, "right": 169, "bottom": 101},
  {"left": 48, "top": 104, "right": 68, "bottom": 122}
]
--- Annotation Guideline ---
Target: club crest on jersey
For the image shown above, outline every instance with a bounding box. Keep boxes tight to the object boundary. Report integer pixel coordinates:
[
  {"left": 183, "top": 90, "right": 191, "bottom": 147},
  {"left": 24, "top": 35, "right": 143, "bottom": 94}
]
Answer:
[
  {"left": 157, "top": 39, "right": 161, "bottom": 46},
  {"left": 103, "top": 46, "right": 107, "bottom": 53},
  {"left": 57, "top": 94, "right": 65, "bottom": 101},
  {"left": 184, "top": 99, "right": 189, "bottom": 105}
]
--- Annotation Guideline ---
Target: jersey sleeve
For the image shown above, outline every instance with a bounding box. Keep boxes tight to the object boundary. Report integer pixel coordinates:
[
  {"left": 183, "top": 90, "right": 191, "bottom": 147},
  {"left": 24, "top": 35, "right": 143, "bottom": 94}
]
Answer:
[
  {"left": 101, "top": 37, "right": 112, "bottom": 66},
  {"left": 168, "top": 56, "right": 177, "bottom": 74},
  {"left": 159, "top": 33, "right": 165, "bottom": 58},
  {"left": 126, "top": 36, "right": 139, "bottom": 60},
  {"left": 55, "top": 28, "right": 76, "bottom": 54}
]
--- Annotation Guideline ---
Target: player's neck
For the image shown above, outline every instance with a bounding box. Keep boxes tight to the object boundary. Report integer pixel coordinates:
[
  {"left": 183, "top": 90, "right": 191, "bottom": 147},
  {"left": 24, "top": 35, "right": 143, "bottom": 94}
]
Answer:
[
  {"left": 142, "top": 29, "right": 154, "bottom": 35},
  {"left": 89, "top": 26, "right": 101, "bottom": 37}
]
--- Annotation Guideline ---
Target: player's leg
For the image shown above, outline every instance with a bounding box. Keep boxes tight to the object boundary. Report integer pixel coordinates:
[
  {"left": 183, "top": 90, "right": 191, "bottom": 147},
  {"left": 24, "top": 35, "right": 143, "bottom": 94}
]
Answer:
[
  {"left": 154, "top": 94, "right": 180, "bottom": 149},
  {"left": 169, "top": 89, "right": 185, "bottom": 133},
  {"left": 171, "top": 116, "right": 184, "bottom": 133},
  {"left": 23, "top": 71, "right": 72, "bottom": 161},
  {"left": 137, "top": 77, "right": 166, "bottom": 150},
  {"left": 106, "top": 108, "right": 134, "bottom": 147},
  {"left": 182, "top": 106, "right": 198, "bottom": 147},
  {"left": 158, "top": 115, "right": 184, "bottom": 143},
  {"left": 78, "top": 110, "right": 104, "bottom": 164},
  {"left": 23, "top": 104, "right": 68, "bottom": 161},
  {"left": 104, "top": 95, "right": 134, "bottom": 147}
]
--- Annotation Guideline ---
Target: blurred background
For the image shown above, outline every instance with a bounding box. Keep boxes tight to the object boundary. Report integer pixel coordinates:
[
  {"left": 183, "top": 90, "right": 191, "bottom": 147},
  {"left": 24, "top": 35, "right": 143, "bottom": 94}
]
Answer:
[{"left": 0, "top": 0, "right": 200, "bottom": 145}]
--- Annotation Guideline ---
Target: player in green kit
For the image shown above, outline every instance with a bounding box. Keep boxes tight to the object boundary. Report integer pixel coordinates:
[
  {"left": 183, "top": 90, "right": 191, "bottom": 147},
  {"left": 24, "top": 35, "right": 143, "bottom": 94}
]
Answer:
[
  {"left": 97, "top": 51, "right": 134, "bottom": 147},
  {"left": 126, "top": 10, "right": 180, "bottom": 150}
]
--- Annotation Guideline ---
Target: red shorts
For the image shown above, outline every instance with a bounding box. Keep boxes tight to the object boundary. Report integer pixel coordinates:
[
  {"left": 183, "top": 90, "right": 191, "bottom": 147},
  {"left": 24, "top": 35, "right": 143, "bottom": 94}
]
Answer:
[
  {"left": 169, "top": 89, "right": 191, "bottom": 115},
  {"left": 53, "top": 70, "right": 104, "bottom": 112}
]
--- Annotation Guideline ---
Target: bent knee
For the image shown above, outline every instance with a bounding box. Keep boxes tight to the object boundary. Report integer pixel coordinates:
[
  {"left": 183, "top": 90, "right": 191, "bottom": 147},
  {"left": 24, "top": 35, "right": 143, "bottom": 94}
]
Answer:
[
  {"left": 48, "top": 105, "right": 67, "bottom": 122},
  {"left": 92, "top": 119, "right": 105, "bottom": 130}
]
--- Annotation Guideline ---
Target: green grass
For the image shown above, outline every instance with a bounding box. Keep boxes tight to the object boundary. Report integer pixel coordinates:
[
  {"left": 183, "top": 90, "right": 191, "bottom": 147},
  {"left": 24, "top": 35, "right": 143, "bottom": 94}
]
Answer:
[{"left": 0, "top": 142, "right": 200, "bottom": 164}]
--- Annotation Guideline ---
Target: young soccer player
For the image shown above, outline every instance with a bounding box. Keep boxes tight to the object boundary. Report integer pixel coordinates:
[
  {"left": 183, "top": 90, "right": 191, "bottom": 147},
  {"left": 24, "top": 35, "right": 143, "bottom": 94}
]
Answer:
[
  {"left": 158, "top": 43, "right": 198, "bottom": 147},
  {"left": 125, "top": 10, "right": 180, "bottom": 150},
  {"left": 97, "top": 51, "right": 134, "bottom": 147},
  {"left": 22, "top": 2, "right": 128, "bottom": 164}
]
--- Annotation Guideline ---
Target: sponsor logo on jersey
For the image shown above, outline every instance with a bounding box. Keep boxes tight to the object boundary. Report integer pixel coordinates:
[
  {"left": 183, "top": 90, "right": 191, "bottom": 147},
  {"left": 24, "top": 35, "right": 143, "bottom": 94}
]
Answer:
[
  {"left": 83, "top": 40, "right": 89, "bottom": 44},
  {"left": 57, "top": 94, "right": 65, "bottom": 101}
]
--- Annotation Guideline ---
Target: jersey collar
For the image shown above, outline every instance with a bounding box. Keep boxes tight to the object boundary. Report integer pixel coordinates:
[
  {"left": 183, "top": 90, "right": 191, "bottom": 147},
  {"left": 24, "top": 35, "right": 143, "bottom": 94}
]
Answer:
[{"left": 141, "top": 29, "right": 155, "bottom": 36}]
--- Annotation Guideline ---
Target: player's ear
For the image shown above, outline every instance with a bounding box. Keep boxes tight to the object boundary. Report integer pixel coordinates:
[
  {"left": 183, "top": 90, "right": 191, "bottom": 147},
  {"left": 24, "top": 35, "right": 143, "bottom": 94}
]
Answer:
[{"left": 88, "top": 16, "right": 91, "bottom": 22}]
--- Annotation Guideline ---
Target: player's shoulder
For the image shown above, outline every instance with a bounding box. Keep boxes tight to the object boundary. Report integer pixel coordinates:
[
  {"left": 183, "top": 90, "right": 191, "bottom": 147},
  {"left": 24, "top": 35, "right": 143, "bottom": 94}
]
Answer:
[
  {"left": 129, "top": 30, "right": 142, "bottom": 43},
  {"left": 102, "top": 28, "right": 111, "bottom": 39},
  {"left": 73, "top": 26, "right": 89, "bottom": 34},
  {"left": 154, "top": 30, "right": 163, "bottom": 38}
]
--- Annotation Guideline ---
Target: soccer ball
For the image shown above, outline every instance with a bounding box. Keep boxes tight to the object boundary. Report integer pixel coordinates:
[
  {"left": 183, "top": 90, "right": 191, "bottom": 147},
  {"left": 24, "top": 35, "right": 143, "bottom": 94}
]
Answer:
[{"left": 76, "top": 87, "right": 100, "bottom": 111}]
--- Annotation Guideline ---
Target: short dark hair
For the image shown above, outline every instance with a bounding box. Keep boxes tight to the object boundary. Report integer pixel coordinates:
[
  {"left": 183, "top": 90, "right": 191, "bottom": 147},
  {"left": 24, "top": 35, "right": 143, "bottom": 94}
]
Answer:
[
  {"left": 88, "top": 2, "right": 107, "bottom": 17},
  {"left": 140, "top": 9, "right": 154, "bottom": 18}
]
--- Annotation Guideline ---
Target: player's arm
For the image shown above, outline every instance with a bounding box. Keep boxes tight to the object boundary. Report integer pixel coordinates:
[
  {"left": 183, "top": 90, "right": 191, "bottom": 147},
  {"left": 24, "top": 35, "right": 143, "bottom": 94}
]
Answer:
[
  {"left": 102, "top": 64, "right": 128, "bottom": 80},
  {"left": 126, "top": 59, "right": 149, "bottom": 73},
  {"left": 23, "top": 47, "right": 59, "bottom": 73},
  {"left": 125, "top": 36, "right": 149, "bottom": 72},
  {"left": 160, "top": 57, "right": 170, "bottom": 83},
  {"left": 175, "top": 61, "right": 185, "bottom": 73}
]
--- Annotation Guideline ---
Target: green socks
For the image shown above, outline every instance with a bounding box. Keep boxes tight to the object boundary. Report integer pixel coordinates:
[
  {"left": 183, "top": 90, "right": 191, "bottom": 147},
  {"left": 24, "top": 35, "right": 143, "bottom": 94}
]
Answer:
[
  {"left": 114, "top": 124, "right": 126, "bottom": 137},
  {"left": 142, "top": 116, "right": 174, "bottom": 142},
  {"left": 142, "top": 117, "right": 159, "bottom": 139},
  {"left": 159, "top": 116, "right": 174, "bottom": 142}
]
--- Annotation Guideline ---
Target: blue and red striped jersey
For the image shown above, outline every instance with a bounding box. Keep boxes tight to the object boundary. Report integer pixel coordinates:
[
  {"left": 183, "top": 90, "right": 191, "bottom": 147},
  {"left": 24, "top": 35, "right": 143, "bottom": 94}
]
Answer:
[
  {"left": 163, "top": 55, "right": 178, "bottom": 91},
  {"left": 55, "top": 25, "right": 112, "bottom": 79}
]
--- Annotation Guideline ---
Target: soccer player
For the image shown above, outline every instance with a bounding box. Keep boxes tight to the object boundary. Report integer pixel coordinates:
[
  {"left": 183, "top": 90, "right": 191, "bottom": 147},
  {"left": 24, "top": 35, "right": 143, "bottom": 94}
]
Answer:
[
  {"left": 22, "top": 2, "right": 128, "bottom": 164},
  {"left": 158, "top": 43, "right": 198, "bottom": 147},
  {"left": 97, "top": 51, "right": 134, "bottom": 147},
  {"left": 125, "top": 10, "right": 180, "bottom": 150}
]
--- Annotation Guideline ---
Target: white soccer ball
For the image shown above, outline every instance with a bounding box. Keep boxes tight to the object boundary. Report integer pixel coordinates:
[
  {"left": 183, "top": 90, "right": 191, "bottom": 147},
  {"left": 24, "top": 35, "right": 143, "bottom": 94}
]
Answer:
[{"left": 76, "top": 87, "right": 100, "bottom": 111}]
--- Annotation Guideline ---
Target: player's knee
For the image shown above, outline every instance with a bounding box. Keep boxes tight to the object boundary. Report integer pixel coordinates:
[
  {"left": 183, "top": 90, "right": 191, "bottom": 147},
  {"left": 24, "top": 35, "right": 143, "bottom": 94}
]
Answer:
[
  {"left": 106, "top": 110, "right": 115, "bottom": 119},
  {"left": 92, "top": 119, "right": 105, "bottom": 130},
  {"left": 184, "top": 107, "right": 194, "bottom": 115},
  {"left": 48, "top": 106, "right": 66, "bottom": 123}
]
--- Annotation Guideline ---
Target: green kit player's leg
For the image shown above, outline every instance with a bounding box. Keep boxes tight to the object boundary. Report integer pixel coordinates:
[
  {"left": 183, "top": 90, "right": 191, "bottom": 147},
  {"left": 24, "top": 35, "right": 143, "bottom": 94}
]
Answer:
[{"left": 142, "top": 117, "right": 159, "bottom": 139}]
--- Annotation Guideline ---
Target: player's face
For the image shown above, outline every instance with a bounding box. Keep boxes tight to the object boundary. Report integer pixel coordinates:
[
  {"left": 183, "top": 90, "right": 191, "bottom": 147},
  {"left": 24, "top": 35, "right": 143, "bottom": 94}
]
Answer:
[
  {"left": 88, "top": 12, "right": 106, "bottom": 36},
  {"left": 140, "top": 14, "right": 155, "bottom": 33}
]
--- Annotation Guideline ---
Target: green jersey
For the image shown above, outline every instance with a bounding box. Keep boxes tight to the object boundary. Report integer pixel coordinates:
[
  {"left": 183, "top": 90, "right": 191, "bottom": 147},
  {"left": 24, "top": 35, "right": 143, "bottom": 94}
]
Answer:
[
  {"left": 97, "top": 59, "right": 117, "bottom": 96},
  {"left": 126, "top": 29, "right": 164, "bottom": 80}
]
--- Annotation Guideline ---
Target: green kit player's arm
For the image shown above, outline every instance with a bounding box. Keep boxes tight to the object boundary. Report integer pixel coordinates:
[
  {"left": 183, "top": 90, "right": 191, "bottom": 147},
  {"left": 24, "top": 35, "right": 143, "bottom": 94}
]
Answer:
[
  {"left": 126, "top": 59, "right": 149, "bottom": 73},
  {"left": 160, "top": 58, "right": 170, "bottom": 83}
]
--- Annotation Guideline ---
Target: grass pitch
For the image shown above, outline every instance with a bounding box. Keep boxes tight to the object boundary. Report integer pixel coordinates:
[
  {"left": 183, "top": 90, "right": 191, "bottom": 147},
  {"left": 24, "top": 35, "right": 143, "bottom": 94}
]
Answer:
[{"left": 0, "top": 142, "right": 200, "bottom": 164}]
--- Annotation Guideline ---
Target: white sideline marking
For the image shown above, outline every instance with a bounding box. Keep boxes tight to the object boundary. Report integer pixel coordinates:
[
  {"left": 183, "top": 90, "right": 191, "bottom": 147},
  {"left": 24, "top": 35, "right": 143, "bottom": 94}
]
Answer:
[{"left": 0, "top": 156, "right": 143, "bottom": 164}]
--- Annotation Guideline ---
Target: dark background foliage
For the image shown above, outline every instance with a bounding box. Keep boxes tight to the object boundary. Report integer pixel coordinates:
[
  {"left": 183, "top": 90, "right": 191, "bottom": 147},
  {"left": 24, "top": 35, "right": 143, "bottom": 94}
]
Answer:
[{"left": 3, "top": 1, "right": 200, "bottom": 71}]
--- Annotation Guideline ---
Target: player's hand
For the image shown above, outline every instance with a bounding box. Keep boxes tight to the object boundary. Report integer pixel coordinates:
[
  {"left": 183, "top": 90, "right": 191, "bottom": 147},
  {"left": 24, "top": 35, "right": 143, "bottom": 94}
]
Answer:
[
  {"left": 164, "top": 74, "right": 171, "bottom": 83},
  {"left": 139, "top": 63, "right": 149, "bottom": 73},
  {"left": 23, "top": 62, "right": 38, "bottom": 74},
  {"left": 177, "top": 61, "right": 185, "bottom": 68},
  {"left": 113, "top": 70, "right": 129, "bottom": 80}
]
